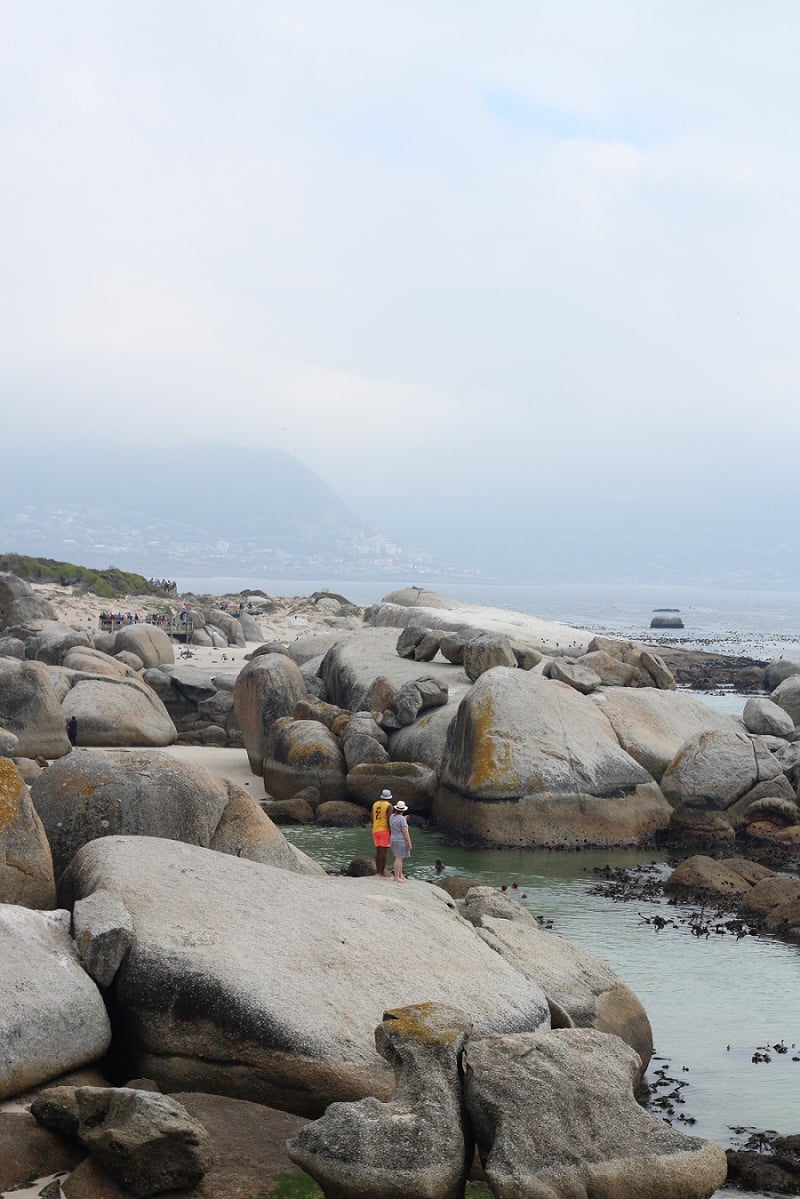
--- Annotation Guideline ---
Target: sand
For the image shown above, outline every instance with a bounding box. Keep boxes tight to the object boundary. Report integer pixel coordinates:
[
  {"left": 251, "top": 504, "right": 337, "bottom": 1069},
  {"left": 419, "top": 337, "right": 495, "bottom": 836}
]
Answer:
[{"left": 30, "top": 581, "right": 361, "bottom": 646}]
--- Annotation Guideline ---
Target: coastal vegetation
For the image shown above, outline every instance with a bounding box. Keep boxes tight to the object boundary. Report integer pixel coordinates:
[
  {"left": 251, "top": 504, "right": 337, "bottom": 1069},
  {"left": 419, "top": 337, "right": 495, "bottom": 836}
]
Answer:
[{"left": 0, "top": 553, "right": 161, "bottom": 599}]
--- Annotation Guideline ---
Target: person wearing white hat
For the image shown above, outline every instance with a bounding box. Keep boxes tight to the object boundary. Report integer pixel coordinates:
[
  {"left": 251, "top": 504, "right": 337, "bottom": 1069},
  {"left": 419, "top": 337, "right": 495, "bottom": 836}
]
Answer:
[
  {"left": 371, "top": 788, "right": 394, "bottom": 877},
  {"left": 389, "top": 799, "right": 412, "bottom": 882}
]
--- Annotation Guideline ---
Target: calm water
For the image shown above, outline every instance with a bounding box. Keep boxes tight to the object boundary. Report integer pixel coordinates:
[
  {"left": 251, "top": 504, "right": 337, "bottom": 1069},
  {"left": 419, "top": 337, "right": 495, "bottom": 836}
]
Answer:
[
  {"left": 285, "top": 824, "right": 800, "bottom": 1195},
  {"left": 180, "top": 576, "right": 800, "bottom": 662}
]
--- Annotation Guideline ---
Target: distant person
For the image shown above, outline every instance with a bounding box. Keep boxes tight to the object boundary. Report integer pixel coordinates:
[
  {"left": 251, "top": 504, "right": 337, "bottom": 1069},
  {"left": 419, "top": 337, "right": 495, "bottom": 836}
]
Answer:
[
  {"left": 429, "top": 858, "right": 445, "bottom": 876},
  {"left": 371, "top": 788, "right": 394, "bottom": 877},
  {"left": 389, "top": 800, "right": 412, "bottom": 883},
  {"left": 66, "top": 716, "right": 78, "bottom": 747}
]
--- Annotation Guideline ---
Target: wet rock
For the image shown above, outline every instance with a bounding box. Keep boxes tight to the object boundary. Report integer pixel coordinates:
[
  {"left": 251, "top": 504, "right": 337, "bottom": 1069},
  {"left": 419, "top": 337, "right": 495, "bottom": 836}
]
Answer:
[{"left": 665, "top": 855, "right": 754, "bottom": 898}]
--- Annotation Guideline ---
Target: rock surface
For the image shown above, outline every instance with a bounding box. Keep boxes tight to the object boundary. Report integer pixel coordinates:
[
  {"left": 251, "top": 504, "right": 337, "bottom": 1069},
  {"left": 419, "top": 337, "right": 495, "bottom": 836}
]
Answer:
[
  {"left": 0, "top": 756, "right": 56, "bottom": 908},
  {"left": 0, "top": 905, "right": 111, "bottom": 1100},
  {"left": 30, "top": 748, "right": 323, "bottom": 880},
  {"left": 60, "top": 836, "right": 553, "bottom": 1116},
  {"left": 56, "top": 672, "right": 178, "bottom": 747},
  {"left": 233, "top": 652, "right": 308, "bottom": 773},
  {"left": 32, "top": 1085, "right": 211, "bottom": 1197},
  {"left": 463, "top": 1028, "right": 727, "bottom": 1199},
  {"left": 434, "top": 669, "right": 671, "bottom": 847},
  {"left": 288, "top": 1003, "right": 473, "bottom": 1199},
  {"left": 461, "top": 889, "right": 653, "bottom": 1070},
  {"left": 0, "top": 658, "right": 71, "bottom": 758}
]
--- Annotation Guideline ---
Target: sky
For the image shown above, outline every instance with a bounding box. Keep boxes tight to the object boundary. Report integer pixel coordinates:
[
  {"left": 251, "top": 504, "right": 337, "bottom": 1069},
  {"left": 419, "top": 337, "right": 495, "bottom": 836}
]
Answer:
[{"left": 3, "top": 2, "right": 800, "bottom": 582}]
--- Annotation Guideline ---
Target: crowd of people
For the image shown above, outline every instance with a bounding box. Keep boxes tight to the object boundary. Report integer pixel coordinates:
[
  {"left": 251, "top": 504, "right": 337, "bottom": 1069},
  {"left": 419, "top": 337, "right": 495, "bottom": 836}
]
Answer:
[
  {"left": 148, "top": 578, "right": 177, "bottom": 594},
  {"left": 98, "top": 608, "right": 193, "bottom": 631}
]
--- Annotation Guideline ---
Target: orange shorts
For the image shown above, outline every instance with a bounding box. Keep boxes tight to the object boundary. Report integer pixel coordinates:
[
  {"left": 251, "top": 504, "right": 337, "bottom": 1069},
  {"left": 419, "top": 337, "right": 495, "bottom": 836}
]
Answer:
[{"left": 373, "top": 830, "right": 391, "bottom": 847}]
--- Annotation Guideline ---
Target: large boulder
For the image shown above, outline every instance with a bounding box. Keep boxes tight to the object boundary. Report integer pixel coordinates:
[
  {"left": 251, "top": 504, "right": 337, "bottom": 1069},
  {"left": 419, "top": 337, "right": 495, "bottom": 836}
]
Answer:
[
  {"left": 380, "top": 675, "right": 449, "bottom": 729},
  {"left": 591, "top": 688, "right": 737, "bottom": 781},
  {"left": 262, "top": 717, "right": 347, "bottom": 803},
  {"left": 57, "top": 673, "right": 178, "bottom": 747},
  {"left": 115, "top": 624, "right": 175, "bottom": 669},
  {"left": 60, "top": 1090, "right": 309, "bottom": 1199},
  {"left": 765, "top": 658, "right": 800, "bottom": 691},
  {"left": 742, "top": 697, "right": 795, "bottom": 738},
  {"left": 233, "top": 653, "right": 308, "bottom": 773},
  {"left": 319, "top": 627, "right": 470, "bottom": 715},
  {"left": 463, "top": 633, "right": 517, "bottom": 683},
  {"left": 32, "top": 1086, "right": 211, "bottom": 1197},
  {"left": 0, "top": 757, "right": 55, "bottom": 908},
  {"left": 660, "top": 728, "right": 786, "bottom": 811},
  {"left": 204, "top": 609, "right": 247, "bottom": 648},
  {"left": 30, "top": 748, "right": 324, "bottom": 880},
  {"left": 664, "top": 855, "right": 755, "bottom": 898},
  {"left": 0, "top": 571, "right": 42, "bottom": 615},
  {"left": 584, "top": 636, "right": 676, "bottom": 690},
  {"left": 347, "top": 761, "right": 438, "bottom": 815},
  {"left": 22, "top": 621, "right": 94, "bottom": 664},
  {"left": 550, "top": 659, "right": 601, "bottom": 694},
  {"left": 463, "top": 1029, "right": 727, "bottom": 1199},
  {"left": 289, "top": 1004, "right": 473, "bottom": 1199},
  {"left": 60, "top": 837, "right": 553, "bottom": 1116},
  {"left": 371, "top": 595, "right": 593, "bottom": 656},
  {"left": 0, "top": 658, "right": 71, "bottom": 758},
  {"left": 63, "top": 646, "right": 139, "bottom": 679},
  {"left": 388, "top": 702, "right": 455, "bottom": 771},
  {"left": 770, "top": 675, "right": 800, "bottom": 726},
  {"left": 434, "top": 669, "right": 671, "bottom": 848},
  {"left": 0, "top": 905, "right": 111, "bottom": 1100}
]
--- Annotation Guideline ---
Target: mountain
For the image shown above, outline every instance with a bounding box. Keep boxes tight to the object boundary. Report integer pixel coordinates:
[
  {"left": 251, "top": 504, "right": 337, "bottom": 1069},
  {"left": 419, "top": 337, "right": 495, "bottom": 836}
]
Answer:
[{"left": 0, "top": 443, "right": 469, "bottom": 581}]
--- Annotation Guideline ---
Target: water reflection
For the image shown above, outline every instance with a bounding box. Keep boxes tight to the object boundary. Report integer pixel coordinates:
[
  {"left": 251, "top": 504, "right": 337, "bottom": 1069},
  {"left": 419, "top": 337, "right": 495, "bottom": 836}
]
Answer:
[{"left": 285, "top": 823, "right": 800, "bottom": 1166}]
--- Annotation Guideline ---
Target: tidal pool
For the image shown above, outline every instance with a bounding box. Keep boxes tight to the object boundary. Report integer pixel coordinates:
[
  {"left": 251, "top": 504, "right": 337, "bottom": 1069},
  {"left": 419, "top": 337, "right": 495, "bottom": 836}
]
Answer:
[{"left": 285, "top": 824, "right": 800, "bottom": 1196}]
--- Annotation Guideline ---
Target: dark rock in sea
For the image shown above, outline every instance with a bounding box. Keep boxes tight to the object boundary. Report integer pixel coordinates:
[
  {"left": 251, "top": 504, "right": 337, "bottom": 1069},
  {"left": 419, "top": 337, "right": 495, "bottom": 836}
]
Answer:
[
  {"left": 650, "top": 615, "right": 685, "bottom": 629},
  {"left": 654, "top": 646, "right": 767, "bottom": 692}
]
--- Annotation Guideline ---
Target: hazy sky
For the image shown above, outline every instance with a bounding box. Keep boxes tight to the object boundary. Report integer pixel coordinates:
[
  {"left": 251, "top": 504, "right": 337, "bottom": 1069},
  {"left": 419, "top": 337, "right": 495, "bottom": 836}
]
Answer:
[{"left": 3, "top": 2, "right": 800, "bottom": 578}]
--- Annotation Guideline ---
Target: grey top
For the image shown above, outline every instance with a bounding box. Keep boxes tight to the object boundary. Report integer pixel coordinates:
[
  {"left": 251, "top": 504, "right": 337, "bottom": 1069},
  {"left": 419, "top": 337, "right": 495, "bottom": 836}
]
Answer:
[{"left": 389, "top": 813, "right": 409, "bottom": 843}]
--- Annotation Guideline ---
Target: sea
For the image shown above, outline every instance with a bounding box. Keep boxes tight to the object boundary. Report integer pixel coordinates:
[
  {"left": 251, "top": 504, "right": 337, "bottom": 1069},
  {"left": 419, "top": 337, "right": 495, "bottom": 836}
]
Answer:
[
  {"left": 184, "top": 574, "right": 800, "bottom": 1192},
  {"left": 181, "top": 576, "right": 800, "bottom": 663}
]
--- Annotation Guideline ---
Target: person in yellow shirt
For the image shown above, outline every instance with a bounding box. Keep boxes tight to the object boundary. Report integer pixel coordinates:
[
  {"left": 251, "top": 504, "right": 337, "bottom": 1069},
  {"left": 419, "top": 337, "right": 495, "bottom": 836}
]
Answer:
[{"left": 371, "top": 788, "right": 393, "bottom": 877}]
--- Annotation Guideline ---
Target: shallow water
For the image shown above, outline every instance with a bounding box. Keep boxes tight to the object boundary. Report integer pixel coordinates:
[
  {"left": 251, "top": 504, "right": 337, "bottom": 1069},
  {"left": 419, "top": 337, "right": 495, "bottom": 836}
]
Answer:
[{"left": 285, "top": 824, "right": 800, "bottom": 1189}]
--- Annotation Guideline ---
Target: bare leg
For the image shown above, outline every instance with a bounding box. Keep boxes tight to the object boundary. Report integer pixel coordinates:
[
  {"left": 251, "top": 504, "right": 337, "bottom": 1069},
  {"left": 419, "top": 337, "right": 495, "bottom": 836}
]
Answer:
[{"left": 376, "top": 846, "right": 387, "bottom": 877}]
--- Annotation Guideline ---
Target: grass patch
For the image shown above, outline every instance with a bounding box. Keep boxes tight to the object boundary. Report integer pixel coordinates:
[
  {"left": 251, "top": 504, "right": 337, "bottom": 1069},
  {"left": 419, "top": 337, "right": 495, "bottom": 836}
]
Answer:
[{"left": 259, "top": 1172, "right": 324, "bottom": 1199}]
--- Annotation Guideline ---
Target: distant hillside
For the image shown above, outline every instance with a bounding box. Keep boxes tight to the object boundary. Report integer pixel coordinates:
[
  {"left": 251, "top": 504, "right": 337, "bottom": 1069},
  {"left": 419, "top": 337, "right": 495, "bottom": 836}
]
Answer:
[{"left": 0, "top": 442, "right": 462, "bottom": 580}]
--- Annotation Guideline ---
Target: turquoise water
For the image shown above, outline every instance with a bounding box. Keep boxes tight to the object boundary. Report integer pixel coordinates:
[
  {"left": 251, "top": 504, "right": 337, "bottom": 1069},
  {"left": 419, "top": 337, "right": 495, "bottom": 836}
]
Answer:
[{"left": 285, "top": 823, "right": 800, "bottom": 1182}]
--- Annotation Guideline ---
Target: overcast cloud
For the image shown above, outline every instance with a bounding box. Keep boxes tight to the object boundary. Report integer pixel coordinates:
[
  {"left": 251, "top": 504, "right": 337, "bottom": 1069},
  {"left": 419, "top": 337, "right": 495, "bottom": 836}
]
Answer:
[{"left": 2, "top": 2, "right": 799, "bottom": 580}]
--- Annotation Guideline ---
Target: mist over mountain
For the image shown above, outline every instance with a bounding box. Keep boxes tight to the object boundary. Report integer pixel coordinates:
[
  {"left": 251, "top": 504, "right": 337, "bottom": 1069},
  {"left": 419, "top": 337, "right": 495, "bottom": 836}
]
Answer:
[{"left": 0, "top": 443, "right": 473, "bottom": 581}]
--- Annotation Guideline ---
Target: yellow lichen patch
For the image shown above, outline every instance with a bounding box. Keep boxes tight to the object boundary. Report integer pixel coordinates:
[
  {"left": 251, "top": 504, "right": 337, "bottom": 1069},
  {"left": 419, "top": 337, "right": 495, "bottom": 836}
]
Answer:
[
  {"left": 465, "top": 698, "right": 523, "bottom": 795},
  {"left": 381, "top": 1002, "right": 470, "bottom": 1047},
  {"left": 0, "top": 757, "right": 24, "bottom": 833}
]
